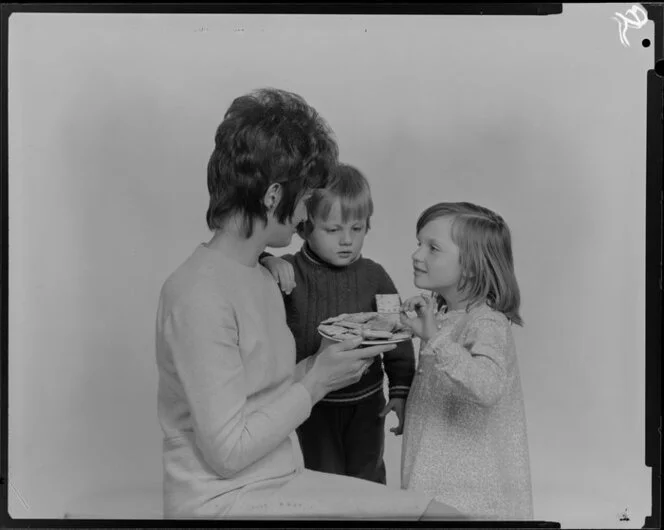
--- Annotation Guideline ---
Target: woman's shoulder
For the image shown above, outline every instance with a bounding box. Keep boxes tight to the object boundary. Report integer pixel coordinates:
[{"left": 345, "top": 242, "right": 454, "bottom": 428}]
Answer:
[
  {"left": 159, "top": 246, "right": 248, "bottom": 312},
  {"left": 160, "top": 269, "right": 232, "bottom": 316}
]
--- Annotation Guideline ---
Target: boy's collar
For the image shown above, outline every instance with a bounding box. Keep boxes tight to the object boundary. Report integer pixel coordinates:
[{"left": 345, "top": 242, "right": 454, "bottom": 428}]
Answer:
[{"left": 301, "top": 242, "right": 325, "bottom": 266}]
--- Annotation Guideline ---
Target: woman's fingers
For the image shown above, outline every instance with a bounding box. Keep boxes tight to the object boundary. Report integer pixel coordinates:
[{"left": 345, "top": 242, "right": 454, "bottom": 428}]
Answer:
[
  {"left": 331, "top": 339, "right": 396, "bottom": 360},
  {"left": 318, "top": 336, "right": 335, "bottom": 352},
  {"left": 348, "top": 343, "right": 397, "bottom": 360},
  {"left": 336, "top": 336, "right": 364, "bottom": 351}
]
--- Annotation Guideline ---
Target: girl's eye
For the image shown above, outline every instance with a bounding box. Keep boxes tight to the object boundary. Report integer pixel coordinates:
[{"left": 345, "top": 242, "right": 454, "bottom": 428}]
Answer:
[
  {"left": 353, "top": 226, "right": 364, "bottom": 232},
  {"left": 326, "top": 228, "right": 338, "bottom": 233}
]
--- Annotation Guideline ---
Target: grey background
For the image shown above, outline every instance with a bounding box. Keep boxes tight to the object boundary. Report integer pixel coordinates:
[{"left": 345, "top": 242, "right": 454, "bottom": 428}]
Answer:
[{"left": 8, "top": 6, "right": 653, "bottom": 526}]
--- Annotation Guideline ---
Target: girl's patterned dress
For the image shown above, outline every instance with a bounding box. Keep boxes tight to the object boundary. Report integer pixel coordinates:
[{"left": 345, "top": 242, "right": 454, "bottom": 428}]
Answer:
[{"left": 401, "top": 302, "right": 533, "bottom": 520}]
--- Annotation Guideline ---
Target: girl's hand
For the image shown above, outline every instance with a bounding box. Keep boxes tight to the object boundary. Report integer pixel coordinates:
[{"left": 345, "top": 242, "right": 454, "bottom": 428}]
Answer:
[
  {"left": 400, "top": 293, "right": 439, "bottom": 342},
  {"left": 261, "top": 256, "right": 296, "bottom": 294},
  {"left": 379, "top": 397, "right": 406, "bottom": 435}
]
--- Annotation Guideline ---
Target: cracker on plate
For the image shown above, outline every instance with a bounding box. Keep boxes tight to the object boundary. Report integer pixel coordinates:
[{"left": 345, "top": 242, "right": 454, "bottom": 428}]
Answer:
[
  {"left": 342, "top": 312, "right": 377, "bottom": 324},
  {"left": 362, "top": 315, "right": 397, "bottom": 332},
  {"left": 318, "top": 311, "right": 413, "bottom": 343},
  {"left": 321, "top": 313, "right": 349, "bottom": 325},
  {"left": 362, "top": 329, "right": 394, "bottom": 340},
  {"left": 336, "top": 320, "right": 365, "bottom": 330},
  {"left": 389, "top": 331, "right": 412, "bottom": 341},
  {"left": 318, "top": 324, "right": 349, "bottom": 337}
]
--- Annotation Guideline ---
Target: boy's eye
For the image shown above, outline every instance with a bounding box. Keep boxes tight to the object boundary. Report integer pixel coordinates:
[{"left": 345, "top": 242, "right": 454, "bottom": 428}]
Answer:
[{"left": 352, "top": 226, "right": 364, "bottom": 232}]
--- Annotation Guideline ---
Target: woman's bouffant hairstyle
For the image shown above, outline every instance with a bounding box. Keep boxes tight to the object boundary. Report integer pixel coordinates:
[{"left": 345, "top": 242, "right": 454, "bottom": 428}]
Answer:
[
  {"left": 206, "top": 88, "right": 339, "bottom": 238},
  {"left": 416, "top": 202, "right": 523, "bottom": 326}
]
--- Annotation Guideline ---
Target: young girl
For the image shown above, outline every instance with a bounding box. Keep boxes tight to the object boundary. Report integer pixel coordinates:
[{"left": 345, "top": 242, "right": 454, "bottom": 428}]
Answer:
[{"left": 399, "top": 202, "right": 533, "bottom": 521}]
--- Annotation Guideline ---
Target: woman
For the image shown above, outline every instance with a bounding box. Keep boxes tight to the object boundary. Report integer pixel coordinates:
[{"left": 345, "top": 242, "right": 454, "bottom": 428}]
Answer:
[{"left": 155, "top": 88, "right": 465, "bottom": 520}]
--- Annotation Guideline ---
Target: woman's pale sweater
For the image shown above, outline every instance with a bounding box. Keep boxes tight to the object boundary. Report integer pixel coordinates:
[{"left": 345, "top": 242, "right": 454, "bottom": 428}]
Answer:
[{"left": 155, "top": 244, "right": 313, "bottom": 517}]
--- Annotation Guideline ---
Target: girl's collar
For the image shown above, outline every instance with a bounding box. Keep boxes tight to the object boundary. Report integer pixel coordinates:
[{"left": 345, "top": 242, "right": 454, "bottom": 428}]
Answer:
[{"left": 439, "top": 299, "right": 488, "bottom": 315}]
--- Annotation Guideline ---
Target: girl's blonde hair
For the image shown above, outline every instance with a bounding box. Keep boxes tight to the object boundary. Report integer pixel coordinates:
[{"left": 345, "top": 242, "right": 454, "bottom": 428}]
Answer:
[{"left": 416, "top": 202, "right": 523, "bottom": 326}]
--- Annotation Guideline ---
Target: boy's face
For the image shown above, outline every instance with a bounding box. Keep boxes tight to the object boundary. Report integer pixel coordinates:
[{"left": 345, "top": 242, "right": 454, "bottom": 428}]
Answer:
[
  {"left": 411, "top": 216, "right": 463, "bottom": 296},
  {"left": 307, "top": 199, "right": 368, "bottom": 267}
]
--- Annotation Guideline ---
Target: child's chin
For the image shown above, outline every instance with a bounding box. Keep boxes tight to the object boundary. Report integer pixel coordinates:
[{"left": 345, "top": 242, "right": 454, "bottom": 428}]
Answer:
[
  {"left": 328, "top": 253, "right": 356, "bottom": 266},
  {"left": 413, "top": 277, "right": 428, "bottom": 289}
]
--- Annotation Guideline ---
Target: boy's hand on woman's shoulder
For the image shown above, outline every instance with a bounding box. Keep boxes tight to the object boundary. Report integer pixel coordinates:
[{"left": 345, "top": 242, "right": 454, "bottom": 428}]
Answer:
[{"left": 261, "top": 256, "right": 296, "bottom": 294}]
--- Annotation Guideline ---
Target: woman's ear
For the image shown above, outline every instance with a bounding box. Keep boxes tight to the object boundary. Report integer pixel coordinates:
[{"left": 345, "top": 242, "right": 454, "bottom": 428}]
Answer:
[{"left": 263, "top": 183, "right": 283, "bottom": 212}]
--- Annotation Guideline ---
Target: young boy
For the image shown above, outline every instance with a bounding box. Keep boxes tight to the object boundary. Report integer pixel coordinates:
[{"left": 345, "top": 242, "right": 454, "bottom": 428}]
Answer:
[{"left": 259, "top": 163, "right": 415, "bottom": 485}]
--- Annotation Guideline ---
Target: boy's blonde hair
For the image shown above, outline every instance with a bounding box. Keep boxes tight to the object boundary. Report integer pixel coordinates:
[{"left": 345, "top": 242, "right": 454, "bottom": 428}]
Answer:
[
  {"left": 298, "top": 163, "right": 374, "bottom": 237},
  {"left": 416, "top": 202, "right": 523, "bottom": 326}
]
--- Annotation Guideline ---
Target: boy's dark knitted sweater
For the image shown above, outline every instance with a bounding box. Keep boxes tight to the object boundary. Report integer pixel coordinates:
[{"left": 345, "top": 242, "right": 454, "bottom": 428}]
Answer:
[{"left": 264, "top": 243, "right": 415, "bottom": 404}]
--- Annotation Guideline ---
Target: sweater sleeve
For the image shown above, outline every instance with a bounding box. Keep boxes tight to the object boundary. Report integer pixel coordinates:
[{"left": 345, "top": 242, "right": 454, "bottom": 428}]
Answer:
[
  {"left": 422, "top": 313, "right": 509, "bottom": 407},
  {"left": 374, "top": 265, "right": 416, "bottom": 400},
  {"left": 163, "top": 293, "right": 312, "bottom": 478}
]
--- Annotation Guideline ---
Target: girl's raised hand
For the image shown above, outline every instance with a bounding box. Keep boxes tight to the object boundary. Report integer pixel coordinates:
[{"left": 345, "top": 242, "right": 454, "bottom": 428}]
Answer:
[{"left": 400, "top": 293, "right": 439, "bottom": 342}]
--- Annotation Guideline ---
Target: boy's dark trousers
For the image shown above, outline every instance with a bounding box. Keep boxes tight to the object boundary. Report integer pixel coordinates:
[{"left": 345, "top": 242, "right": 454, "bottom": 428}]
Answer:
[{"left": 296, "top": 390, "right": 387, "bottom": 485}]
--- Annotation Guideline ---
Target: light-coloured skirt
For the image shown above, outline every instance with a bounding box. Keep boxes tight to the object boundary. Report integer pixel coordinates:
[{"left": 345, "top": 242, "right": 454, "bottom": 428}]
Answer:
[{"left": 226, "top": 469, "right": 437, "bottom": 520}]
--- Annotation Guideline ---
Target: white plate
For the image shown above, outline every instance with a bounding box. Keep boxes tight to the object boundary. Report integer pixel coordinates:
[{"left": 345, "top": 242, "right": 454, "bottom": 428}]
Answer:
[{"left": 318, "top": 329, "right": 412, "bottom": 346}]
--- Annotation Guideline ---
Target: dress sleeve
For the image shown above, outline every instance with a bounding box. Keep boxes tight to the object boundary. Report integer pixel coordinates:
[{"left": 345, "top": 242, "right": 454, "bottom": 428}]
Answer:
[
  {"left": 162, "top": 293, "right": 312, "bottom": 478},
  {"left": 422, "top": 313, "right": 509, "bottom": 407}
]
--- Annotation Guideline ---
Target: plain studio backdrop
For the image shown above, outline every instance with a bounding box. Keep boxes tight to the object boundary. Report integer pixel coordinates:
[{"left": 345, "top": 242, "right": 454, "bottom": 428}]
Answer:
[{"left": 7, "top": 5, "right": 653, "bottom": 527}]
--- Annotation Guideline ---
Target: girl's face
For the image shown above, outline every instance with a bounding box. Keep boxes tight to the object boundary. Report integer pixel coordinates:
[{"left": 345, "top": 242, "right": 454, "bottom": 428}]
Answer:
[
  {"left": 411, "top": 216, "right": 463, "bottom": 299},
  {"left": 307, "top": 199, "right": 367, "bottom": 266}
]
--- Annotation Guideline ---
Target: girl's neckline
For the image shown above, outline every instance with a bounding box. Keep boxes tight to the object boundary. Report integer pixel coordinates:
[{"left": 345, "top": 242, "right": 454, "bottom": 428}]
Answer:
[
  {"left": 441, "top": 306, "right": 467, "bottom": 314},
  {"left": 439, "top": 301, "right": 490, "bottom": 316}
]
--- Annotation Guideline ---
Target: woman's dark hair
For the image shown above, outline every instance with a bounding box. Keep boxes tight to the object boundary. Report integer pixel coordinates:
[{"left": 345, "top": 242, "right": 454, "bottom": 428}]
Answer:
[{"left": 206, "top": 88, "right": 339, "bottom": 237}]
